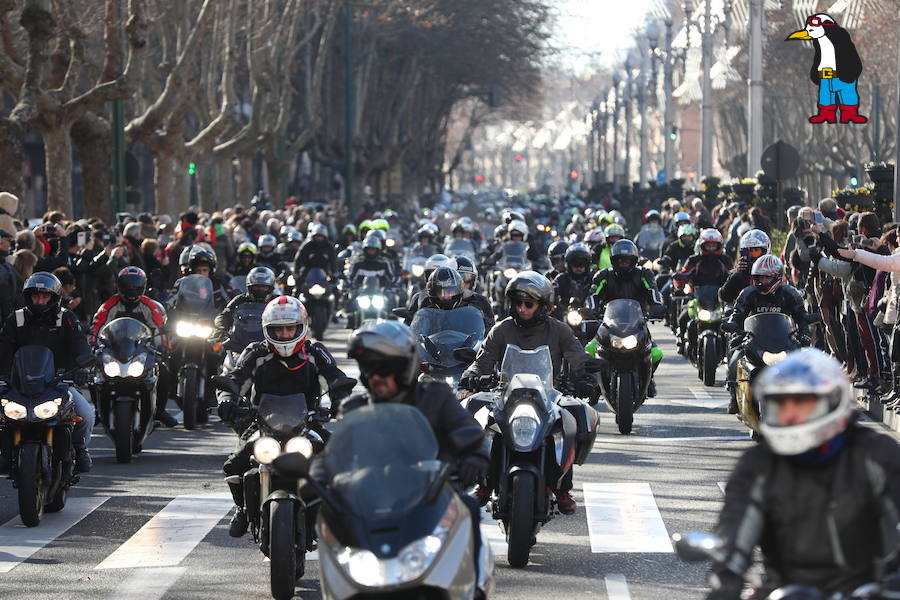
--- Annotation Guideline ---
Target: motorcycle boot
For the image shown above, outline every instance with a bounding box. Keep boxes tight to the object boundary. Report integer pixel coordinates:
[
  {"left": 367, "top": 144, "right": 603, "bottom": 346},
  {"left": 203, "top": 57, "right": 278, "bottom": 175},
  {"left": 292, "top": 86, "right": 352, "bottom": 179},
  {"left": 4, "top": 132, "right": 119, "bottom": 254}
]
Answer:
[
  {"left": 74, "top": 447, "right": 92, "bottom": 473},
  {"left": 227, "top": 478, "right": 249, "bottom": 537}
]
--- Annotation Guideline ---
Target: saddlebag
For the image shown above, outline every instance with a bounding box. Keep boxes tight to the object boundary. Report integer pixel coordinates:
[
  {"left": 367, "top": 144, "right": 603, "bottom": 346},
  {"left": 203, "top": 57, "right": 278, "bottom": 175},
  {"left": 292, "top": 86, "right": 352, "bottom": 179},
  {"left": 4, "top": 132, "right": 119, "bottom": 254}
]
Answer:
[{"left": 558, "top": 398, "right": 599, "bottom": 465}]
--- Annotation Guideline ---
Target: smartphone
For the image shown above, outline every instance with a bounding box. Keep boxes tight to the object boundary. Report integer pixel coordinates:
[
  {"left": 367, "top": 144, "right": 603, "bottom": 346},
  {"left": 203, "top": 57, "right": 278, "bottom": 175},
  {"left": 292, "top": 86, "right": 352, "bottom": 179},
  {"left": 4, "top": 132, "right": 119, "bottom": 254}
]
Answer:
[
  {"left": 814, "top": 211, "right": 824, "bottom": 226},
  {"left": 77, "top": 231, "right": 87, "bottom": 247}
]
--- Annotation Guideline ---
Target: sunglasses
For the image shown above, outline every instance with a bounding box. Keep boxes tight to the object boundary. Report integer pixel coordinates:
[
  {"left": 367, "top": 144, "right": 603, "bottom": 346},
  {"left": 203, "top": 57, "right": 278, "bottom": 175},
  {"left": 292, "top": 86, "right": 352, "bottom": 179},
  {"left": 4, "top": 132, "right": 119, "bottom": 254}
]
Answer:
[
  {"left": 359, "top": 361, "right": 398, "bottom": 377},
  {"left": 806, "top": 16, "right": 834, "bottom": 27},
  {"left": 514, "top": 299, "right": 536, "bottom": 309}
]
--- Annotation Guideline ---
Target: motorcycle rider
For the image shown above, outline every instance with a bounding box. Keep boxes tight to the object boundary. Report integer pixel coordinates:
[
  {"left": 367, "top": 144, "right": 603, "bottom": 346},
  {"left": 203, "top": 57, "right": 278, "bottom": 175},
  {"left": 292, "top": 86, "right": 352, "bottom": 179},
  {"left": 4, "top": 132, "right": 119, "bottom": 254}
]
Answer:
[
  {"left": 661, "top": 210, "right": 693, "bottom": 255},
  {"left": 459, "top": 271, "right": 595, "bottom": 514},
  {"left": 635, "top": 210, "right": 666, "bottom": 260},
  {"left": 229, "top": 242, "right": 259, "bottom": 277},
  {"left": 276, "top": 231, "right": 304, "bottom": 264},
  {"left": 707, "top": 348, "right": 900, "bottom": 599},
  {"left": 673, "top": 228, "right": 733, "bottom": 355},
  {"left": 454, "top": 256, "right": 495, "bottom": 331},
  {"left": 545, "top": 240, "right": 569, "bottom": 280},
  {"left": 348, "top": 234, "right": 396, "bottom": 286},
  {"left": 0, "top": 273, "right": 95, "bottom": 473},
  {"left": 91, "top": 267, "right": 176, "bottom": 427},
  {"left": 552, "top": 242, "right": 594, "bottom": 320},
  {"left": 254, "top": 234, "right": 289, "bottom": 277},
  {"left": 216, "top": 296, "right": 353, "bottom": 537},
  {"left": 170, "top": 245, "right": 232, "bottom": 310},
  {"left": 409, "top": 267, "right": 494, "bottom": 332},
  {"left": 212, "top": 266, "right": 277, "bottom": 343},
  {"left": 294, "top": 223, "right": 337, "bottom": 280},
  {"left": 411, "top": 224, "right": 439, "bottom": 258},
  {"left": 337, "top": 223, "right": 357, "bottom": 251}
]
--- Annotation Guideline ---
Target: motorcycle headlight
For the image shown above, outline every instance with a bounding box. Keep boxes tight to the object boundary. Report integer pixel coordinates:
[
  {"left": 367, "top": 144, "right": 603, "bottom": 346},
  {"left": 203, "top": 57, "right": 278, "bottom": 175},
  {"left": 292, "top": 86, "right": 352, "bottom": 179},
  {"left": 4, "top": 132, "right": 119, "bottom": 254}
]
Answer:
[
  {"left": 103, "top": 360, "right": 121, "bottom": 377},
  {"left": 509, "top": 403, "right": 540, "bottom": 449},
  {"left": 566, "top": 310, "right": 583, "bottom": 327},
  {"left": 126, "top": 356, "right": 146, "bottom": 377},
  {"left": 503, "top": 268, "right": 518, "bottom": 279},
  {"left": 697, "top": 309, "right": 712, "bottom": 321},
  {"left": 284, "top": 436, "right": 314, "bottom": 458},
  {"left": 611, "top": 334, "right": 639, "bottom": 350},
  {"left": 357, "top": 296, "right": 372, "bottom": 310},
  {"left": 33, "top": 399, "right": 60, "bottom": 420},
  {"left": 411, "top": 264, "right": 425, "bottom": 278},
  {"left": 287, "top": 275, "right": 297, "bottom": 287},
  {"left": 176, "top": 321, "right": 212, "bottom": 338},
  {"left": 386, "top": 238, "right": 396, "bottom": 248},
  {"left": 371, "top": 295, "right": 386, "bottom": 310},
  {"left": 253, "top": 436, "right": 281, "bottom": 464},
  {"left": 762, "top": 351, "right": 788, "bottom": 365},
  {"left": 1, "top": 400, "right": 26, "bottom": 420},
  {"left": 309, "top": 284, "right": 326, "bottom": 297}
]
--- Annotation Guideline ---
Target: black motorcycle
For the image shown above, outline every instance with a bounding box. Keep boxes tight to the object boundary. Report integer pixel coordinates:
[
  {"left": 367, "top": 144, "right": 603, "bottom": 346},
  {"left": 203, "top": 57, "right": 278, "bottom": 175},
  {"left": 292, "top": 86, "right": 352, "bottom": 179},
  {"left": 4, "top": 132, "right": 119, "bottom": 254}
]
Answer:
[
  {"left": 346, "top": 274, "right": 394, "bottom": 329},
  {"left": 464, "top": 344, "right": 597, "bottom": 568},
  {"left": 296, "top": 267, "right": 334, "bottom": 340},
  {"left": 410, "top": 306, "right": 485, "bottom": 389},
  {"left": 488, "top": 241, "right": 531, "bottom": 318},
  {"left": 171, "top": 275, "right": 217, "bottom": 430},
  {"left": 590, "top": 299, "right": 654, "bottom": 435},
  {"left": 687, "top": 285, "right": 727, "bottom": 387},
  {"left": 95, "top": 317, "right": 159, "bottom": 463},
  {"left": 0, "top": 347, "right": 86, "bottom": 526}
]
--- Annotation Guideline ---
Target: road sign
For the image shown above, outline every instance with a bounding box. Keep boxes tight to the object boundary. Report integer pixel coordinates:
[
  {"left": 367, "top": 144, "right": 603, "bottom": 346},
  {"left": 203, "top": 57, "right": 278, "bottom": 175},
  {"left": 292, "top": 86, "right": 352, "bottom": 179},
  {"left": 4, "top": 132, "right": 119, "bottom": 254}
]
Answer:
[
  {"left": 760, "top": 140, "right": 800, "bottom": 181},
  {"left": 656, "top": 169, "right": 666, "bottom": 185}
]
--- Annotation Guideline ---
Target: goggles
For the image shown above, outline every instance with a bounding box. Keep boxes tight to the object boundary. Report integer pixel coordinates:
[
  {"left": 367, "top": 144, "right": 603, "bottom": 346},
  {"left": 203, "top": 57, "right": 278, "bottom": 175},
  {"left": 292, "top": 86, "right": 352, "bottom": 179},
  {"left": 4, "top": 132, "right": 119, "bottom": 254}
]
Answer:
[{"left": 806, "top": 16, "right": 834, "bottom": 27}]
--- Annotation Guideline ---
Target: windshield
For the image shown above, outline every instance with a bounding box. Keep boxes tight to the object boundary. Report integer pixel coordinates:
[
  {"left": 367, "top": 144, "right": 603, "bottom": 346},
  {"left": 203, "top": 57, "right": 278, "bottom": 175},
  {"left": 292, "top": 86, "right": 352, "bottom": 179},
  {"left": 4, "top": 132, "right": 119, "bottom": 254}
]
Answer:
[
  {"left": 230, "top": 275, "right": 247, "bottom": 293},
  {"left": 444, "top": 239, "right": 477, "bottom": 259},
  {"left": 693, "top": 285, "right": 720, "bottom": 309},
  {"left": 175, "top": 275, "right": 215, "bottom": 315},
  {"left": 11, "top": 346, "right": 56, "bottom": 396},
  {"left": 500, "top": 344, "right": 553, "bottom": 390},
  {"left": 602, "top": 299, "right": 644, "bottom": 333},
  {"left": 257, "top": 393, "right": 308, "bottom": 437},
  {"left": 325, "top": 404, "right": 440, "bottom": 520},
  {"left": 745, "top": 313, "right": 795, "bottom": 352},
  {"left": 99, "top": 317, "right": 152, "bottom": 361},
  {"left": 499, "top": 241, "right": 529, "bottom": 268},
  {"left": 360, "top": 275, "right": 382, "bottom": 293},
  {"left": 410, "top": 307, "right": 485, "bottom": 367},
  {"left": 303, "top": 268, "right": 329, "bottom": 286},
  {"left": 229, "top": 303, "right": 265, "bottom": 348}
]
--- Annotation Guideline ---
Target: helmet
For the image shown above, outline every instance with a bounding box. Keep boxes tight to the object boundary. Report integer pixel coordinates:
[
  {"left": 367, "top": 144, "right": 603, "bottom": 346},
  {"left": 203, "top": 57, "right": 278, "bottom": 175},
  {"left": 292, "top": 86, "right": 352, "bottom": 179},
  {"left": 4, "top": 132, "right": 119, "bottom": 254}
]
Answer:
[
  {"left": 258, "top": 234, "right": 277, "bottom": 251},
  {"left": 755, "top": 348, "right": 852, "bottom": 456},
  {"left": 342, "top": 223, "right": 357, "bottom": 237},
  {"left": 362, "top": 236, "right": 381, "bottom": 255},
  {"left": 610, "top": 239, "right": 639, "bottom": 275},
  {"left": 427, "top": 267, "right": 464, "bottom": 309},
  {"left": 188, "top": 245, "right": 217, "bottom": 273},
  {"left": 751, "top": 254, "right": 784, "bottom": 295},
  {"left": 424, "top": 253, "right": 457, "bottom": 275},
  {"left": 372, "top": 218, "right": 390, "bottom": 231},
  {"left": 347, "top": 320, "right": 421, "bottom": 394},
  {"left": 308, "top": 223, "right": 328, "bottom": 239},
  {"left": 507, "top": 219, "right": 528, "bottom": 240},
  {"left": 116, "top": 266, "right": 147, "bottom": 307},
  {"left": 246, "top": 266, "right": 276, "bottom": 302},
  {"left": 262, "top": 296, "right": 309, "bottom": 357},
  {"left": 677, "top": 224, "right": 695, "bottom": 240},
  {"left": 279, "top": 225, "right": 296, "bottom": 240},
  {"left": 23, "top": 272, "right": 62, "bottom": 317},
  {"left": 417, "top": 224, "right": 434, "bottom": 241},
  {"left": 739, "top": 229, "right": 771, "bottom": 253},
  {"left": 674, "top": 211, "right": 691, "bottom": 225},
  {"left": 698, "top": 228, "right": 724, "bottom": 255},
  {"left": 237, "top": 241, "right": 258, "bottom": 256},
  {"left": 503, "top": 210, "right": 526, "bottom": 225},
  {"left": 358, "top": 220, "right": 374, "bottom": 237},
  {"left": 505, "top": 271, "right": 554, "bottom": 327},
  {"left": 583, "top": 228, "right": 605, "bottom": 245},
  {"left": 286, "top": 231, "right": 304, "bottom": 244},
  {"left": 454, "top": 255, "right": 478, "bottom": 288},
  {"left": 547, "top": 240, "right": 569, "bottom": 262},
  {"left": 493, "top": 224, "right": 506, "bottom": 241},
  {"left": 604, "top": 224, "right": 625, "bottom": 242},
  {"left": 565, "top": 242, "right": 592, "bottom": 271},
  {"left": 178, "top": 247, "right": 192, "bottom": 275},
  {"left": 645, "top": 210, "right": 661, "bottom": 222}
]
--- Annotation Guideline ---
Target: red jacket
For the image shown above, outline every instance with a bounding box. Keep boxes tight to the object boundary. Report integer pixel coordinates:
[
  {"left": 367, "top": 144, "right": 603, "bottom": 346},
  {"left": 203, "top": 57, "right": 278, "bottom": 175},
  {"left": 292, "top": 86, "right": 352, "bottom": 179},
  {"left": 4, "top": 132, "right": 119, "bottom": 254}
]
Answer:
[{"left": 91, "top": 294, "right": 167, "bottom": 342}]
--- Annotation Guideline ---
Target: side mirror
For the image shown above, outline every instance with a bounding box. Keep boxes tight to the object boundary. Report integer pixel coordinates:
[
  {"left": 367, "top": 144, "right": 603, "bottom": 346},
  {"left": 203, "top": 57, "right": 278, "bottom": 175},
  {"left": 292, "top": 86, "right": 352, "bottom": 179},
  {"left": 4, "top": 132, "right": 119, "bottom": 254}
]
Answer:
[
  {"left": 392, "top": 307, "right": 411, "bottom": 320},
  {"left": 211, "top": 375, "right": 240, "bottom": 396},
  {"left": 453, "top": 347, "right": 477, "bottom": 364},
  {"left": 671, "top": 532, "right": 723, "bottom": 562}
]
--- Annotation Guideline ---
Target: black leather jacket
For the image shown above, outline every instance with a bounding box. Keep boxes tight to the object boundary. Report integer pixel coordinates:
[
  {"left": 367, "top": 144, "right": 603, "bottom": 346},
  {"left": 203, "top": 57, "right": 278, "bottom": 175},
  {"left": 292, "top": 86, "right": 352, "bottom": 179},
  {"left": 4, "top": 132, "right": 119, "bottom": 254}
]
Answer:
[
  {"left": 591, "top": 267, "right": 662, "bottom": 314},
  {"left": 552, "top": 271, "right": 594, "bottom": 317},
  {"left": 726, "top": 284, "right": 810, "bottom": 339}
]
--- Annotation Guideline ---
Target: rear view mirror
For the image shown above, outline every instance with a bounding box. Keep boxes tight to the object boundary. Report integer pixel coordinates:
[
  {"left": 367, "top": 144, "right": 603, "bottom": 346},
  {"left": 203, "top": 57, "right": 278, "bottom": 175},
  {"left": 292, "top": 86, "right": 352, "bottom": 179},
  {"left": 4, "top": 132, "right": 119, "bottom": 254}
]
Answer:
[
  {"left": 211, "top": 375, "right": 240, "bottom": 396},
  {"left": 453, "top": 347, "right": 477, "bottom": 364}
]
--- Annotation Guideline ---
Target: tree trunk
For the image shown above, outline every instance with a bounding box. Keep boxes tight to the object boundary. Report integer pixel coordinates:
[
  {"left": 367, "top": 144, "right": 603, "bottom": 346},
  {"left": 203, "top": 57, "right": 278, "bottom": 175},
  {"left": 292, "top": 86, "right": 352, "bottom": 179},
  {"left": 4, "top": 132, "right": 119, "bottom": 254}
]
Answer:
[
  {"left": 237, "top": 152, "right": 255, "bottom": 205},
  {"left": 172, "top": 146, "right": 189, "bottom": 213},
  {"left": 0, "top": 118, "right": 25, "bottom": 199},
  {"left": 196, "top": 157, "right": 215, "bottom": 212},
  {"left": 213, "top": 154, "right": 233, "bottom": 209},
  {"left": 266, "top": 153, "right": 288, "bottom": 206},
  {"left": 42, "top": 124, "right": 74, "bottom": 216},
  {"left": 154, "top": 151, "right": 175, "bottom": 216},
  {"left": 71, "top": 115, "right": 112, "bottom": 222}
]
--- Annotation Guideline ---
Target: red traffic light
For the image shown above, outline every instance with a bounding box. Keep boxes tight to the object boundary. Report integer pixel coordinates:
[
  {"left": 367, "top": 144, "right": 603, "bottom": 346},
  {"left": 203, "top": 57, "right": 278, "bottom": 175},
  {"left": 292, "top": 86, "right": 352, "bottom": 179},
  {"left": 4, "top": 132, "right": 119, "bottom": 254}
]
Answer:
[
  {"left": 475, "top": 175, "right": 484, "bottom": 182},
  {"left": 515, "top": 154, "right": 523, "bottom": 161},
  {"left": 569, "top": 170, "right": 579, "bottom": 180}
]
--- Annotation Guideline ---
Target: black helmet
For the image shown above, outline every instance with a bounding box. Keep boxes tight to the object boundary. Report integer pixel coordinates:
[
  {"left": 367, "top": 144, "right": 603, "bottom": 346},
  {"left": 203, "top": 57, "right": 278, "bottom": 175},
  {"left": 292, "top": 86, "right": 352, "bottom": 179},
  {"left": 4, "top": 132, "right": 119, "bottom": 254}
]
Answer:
[
  {"left": 116, "top": 266, "right": 147, "bottom": 307},
  {"left": 505, "top": 271, "right": 554, "bottom": 327},
  {"left": 246, "top": 266, "right": 276, "bottom": 302},
  {"left": 565, "top": 242, "right": 592, "bottom": 272},
  {"left": 610, "top": 239, "right": 639, "bottom": 275},
  {"left": 347, "top": 320, "right": 421, "bottom": 397},
  {"left": 188, "top": 245, "right": 216, "bottom": 273},
  {"left": 548, "top": 240, "right": 569, "bottom": 271},
  {"left": 427, "top": 266, "right": 464, "bottom": 310},
  {"left": 178, "top": 247, "right": 192, "bottom": 275},
  {"left": 454, "top": 255, "right": 478, "bottom": 289},
  {"left": 23, "top": 272, "right": 62, "bottom": 318}
]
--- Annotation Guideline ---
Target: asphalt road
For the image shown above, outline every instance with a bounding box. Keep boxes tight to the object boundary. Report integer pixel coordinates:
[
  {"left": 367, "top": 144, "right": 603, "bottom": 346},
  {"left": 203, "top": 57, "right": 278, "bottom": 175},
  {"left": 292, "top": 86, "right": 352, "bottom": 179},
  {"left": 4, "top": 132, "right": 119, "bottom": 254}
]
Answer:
[{"left": 0, "top": 321, "right": 756, "bottom": 599}]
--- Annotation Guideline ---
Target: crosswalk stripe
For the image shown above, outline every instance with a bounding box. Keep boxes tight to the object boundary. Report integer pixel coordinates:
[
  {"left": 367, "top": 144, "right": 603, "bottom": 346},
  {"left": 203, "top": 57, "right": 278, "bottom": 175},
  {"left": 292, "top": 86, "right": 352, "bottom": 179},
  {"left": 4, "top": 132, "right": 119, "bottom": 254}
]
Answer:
[
  {"left": 583, "top": 482, "right": 672, "bottom": 553},
  {"left": 0, "top": 496, "right": 109, "bottom": 573},
  {"left": 604, "top": 574, "right": 632, "bottom": 600},
  {"left": 718, "top": 481, "right": 727, "bottom": 494},
  {"left": 96, "top": 493, "right": 232, "bottom": 569},
  {"left": 600, "top": 435, "right": 749, "bottom": 444},
  {"left": 107, "top": 567, "right": 186, "bottom": 600},
  {"left": 667, "top": 387, "right": 730, "bottom": 409}
]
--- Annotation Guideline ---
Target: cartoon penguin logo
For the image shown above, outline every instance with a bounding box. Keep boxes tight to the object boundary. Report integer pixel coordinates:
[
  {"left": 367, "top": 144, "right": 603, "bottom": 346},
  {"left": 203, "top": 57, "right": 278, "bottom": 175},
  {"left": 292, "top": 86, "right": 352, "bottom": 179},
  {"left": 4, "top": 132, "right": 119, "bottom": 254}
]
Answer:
[{"left": 786, "top": 13, "right": 867, "bottom": 124}]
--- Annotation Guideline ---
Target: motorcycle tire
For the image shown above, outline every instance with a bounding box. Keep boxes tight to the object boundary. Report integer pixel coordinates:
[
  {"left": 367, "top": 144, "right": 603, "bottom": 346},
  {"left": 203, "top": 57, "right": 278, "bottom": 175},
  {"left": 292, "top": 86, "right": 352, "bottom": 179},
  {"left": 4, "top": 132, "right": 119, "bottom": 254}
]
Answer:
[
  {"left": 616, "top": 373, "right": 634, "bottom": 435},
  {"left": 45, "top": 483, "right": 67, "bottom": 513},
  {"left": 182, "top": 370, "right": 198, "bottom": 431},
  {"left": 114, "top": 402, "right": 134, "bottom": 464},
  {"left": 310, "top": 304, "right": 328, "bottom": 340},
  {"left": 702, "top": 337, "right": 717, "bottom": 387},
  {"left": 269, "top": 500, "right": 303, "bottom": 600},
  {"left": 17, "top": 443, "right": 45, "bottom": 527},
  {"left": 198, "top": 378, "right": 210, "bottom": 424},
  {"left": 505, "top": 471, "right": 535, "bottom": 568}
]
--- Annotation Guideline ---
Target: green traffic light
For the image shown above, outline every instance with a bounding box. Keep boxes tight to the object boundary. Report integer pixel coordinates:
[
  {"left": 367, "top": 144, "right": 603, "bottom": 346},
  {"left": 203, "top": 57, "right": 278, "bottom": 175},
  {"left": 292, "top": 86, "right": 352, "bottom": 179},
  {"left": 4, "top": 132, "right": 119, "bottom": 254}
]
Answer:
[
  {"left": 188, "top": 162, "right": 196, "bottom": 175},
  {"left": 849, "top": 176, "right": 858, "bottom": 187},
  {"left": 669, "top": 132, "right": 677, "bottom": 140}
]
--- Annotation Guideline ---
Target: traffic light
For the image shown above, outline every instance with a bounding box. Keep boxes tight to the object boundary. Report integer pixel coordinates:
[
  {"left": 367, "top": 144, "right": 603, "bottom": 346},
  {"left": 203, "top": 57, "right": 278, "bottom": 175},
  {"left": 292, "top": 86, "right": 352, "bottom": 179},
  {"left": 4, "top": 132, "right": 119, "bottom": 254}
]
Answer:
[
  {"left": 669, "top": 126, "right": 677, "bottom": 141},
  {"left": 849, "top": 174, "right": 859, "bottom": 187},
  {"left": 515, "top": 154, "right": 523, "bottom": 162},
  {"left": 188, "top": 162, "right": 197, "bottom": 176},
  {"left": 569, "top": 170, "right": 579, "bottom": 180},
  {"left": 475, "top": 175, "right": 484, "bottom": 183}
]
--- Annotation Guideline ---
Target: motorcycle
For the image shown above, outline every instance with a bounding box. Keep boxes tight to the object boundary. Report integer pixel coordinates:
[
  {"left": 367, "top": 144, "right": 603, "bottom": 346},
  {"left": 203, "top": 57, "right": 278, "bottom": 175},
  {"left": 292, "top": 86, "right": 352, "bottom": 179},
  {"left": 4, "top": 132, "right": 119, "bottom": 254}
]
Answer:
[
  {"left": 488, "top": 241, "right": 531, "bottom": 318},
  {"left": 222, "top": 301, "right": 265, "bottom": 371},
  {"left": 272, "top": 402, "right": 495, "bottom": 599},
  {"left": 589, "top": 299, "right": 655, "bottom": 434},
  {"left": 296, "top": 267, "right": 335, "bottom": 340},
  {"left": 346, "top": 275, "right": 394, "bottom": 330},
  {"left": 170, "top": 275, "right": 217, "bottom": 430},
  {"left": 0, "top": 347, "right": 87, "bottom": 526},
  {"left": 410, "top": 306, "right": 485, "bottom": 389},
  {"left": 463, "top": 344, "right": 597, "bottom": 568},
  {"left": 213, "top": 376, "right": 356, "bottom": 600},
  {"left": 686, "top": 285, "right": 726, "bottom": 387},
  {"left": 229, "top": 274, "right": 248, "bottom": 295},
  {"left": 94, "top": 317, "right": 159, "bottom": 463}
]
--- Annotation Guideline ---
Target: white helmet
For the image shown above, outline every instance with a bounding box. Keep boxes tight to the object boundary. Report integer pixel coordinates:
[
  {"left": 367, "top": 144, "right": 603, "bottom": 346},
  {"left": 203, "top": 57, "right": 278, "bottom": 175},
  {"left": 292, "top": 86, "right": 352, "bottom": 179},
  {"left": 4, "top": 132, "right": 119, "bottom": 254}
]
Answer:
[
  {"left": 424, "top": 253, "right": 457, "bottom": 272},
  {"left": 507, "top": 219, "right": 528, "bottom": 239},
  {"left": 308, "top": 223, "right": 328, "bottom": 238},
  {"left": 739, "top": 229, "right": 771, "bottom": 252},
  {"left": 262, "top": 296, "right": 310, "bottom": 357},
  {"left": 755, "top": 348, "right": 852, "bottom": 456}
]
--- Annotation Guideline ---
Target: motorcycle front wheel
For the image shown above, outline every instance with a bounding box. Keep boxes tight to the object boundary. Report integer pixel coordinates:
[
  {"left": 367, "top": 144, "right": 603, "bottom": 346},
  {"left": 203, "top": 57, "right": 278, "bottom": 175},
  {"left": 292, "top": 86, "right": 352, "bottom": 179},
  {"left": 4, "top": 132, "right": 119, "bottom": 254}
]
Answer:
[
  {"left": 616, "top": 372, "right": 635, "bottom": 435},
  {"left": 702, "top": 336, "right": 717, "bottom": 387},
  {"left": 182, "top": 369, "right": 198, "bottom": 430},
  {"left": 269, "top": 500, "right": 304, "bottom": 600},
  {"left": 114, "top": 401, "right": 134, "bottom": 463},
  {"left": 506, "top": 471, "right": 536, "bottom": 568},
  {"left": 17, "top": 443, "right": 45, "bottom": 527}
]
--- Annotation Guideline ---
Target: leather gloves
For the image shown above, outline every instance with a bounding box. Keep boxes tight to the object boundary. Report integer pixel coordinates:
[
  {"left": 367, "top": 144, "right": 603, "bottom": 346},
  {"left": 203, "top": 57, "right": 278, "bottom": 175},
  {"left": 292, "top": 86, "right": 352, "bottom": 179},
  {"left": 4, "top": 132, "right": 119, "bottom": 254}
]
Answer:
[
  {"left": 458, "top": 454, "right": 489, "bottom": 487},
  {"left": 74, "top": 369, "right": 93, "bottom": 387},
  {"left": 217, "top": 400, "right": 239, "bottom": 424}
]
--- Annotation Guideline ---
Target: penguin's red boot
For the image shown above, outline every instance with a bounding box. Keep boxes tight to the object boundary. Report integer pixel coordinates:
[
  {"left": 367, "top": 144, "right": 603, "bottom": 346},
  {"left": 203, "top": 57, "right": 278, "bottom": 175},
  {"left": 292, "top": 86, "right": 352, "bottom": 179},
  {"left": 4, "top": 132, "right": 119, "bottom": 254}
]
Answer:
[
  {"left": 839, "top": 105, "right": 868, "bottom": 124},
  {"left": 808, "top": 104, "right": 837, "bottom": 124}
]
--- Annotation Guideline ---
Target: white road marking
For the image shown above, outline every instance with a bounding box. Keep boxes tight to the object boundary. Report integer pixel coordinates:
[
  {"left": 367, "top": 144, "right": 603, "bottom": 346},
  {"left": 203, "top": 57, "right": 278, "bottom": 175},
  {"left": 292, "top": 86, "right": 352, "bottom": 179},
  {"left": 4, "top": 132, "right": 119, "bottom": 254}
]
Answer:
[
  {"left": 0, "top": 496, "right": 109, "bottom": 573},
  {"left": 107, "top": 567, "right": 186, "bottom": 600},
  {"left": 583, "top": 482, "right": 672, "bottom": 553},
  {"left": 718, "top": 481, "right": 727, "bottom": 494},
  {"left": 600, "top": 435, "right": 749, "bottom": 444},
  {"left": 604, "top": 574, "right": 632, "bottom": 600},
  {"left": 667, "top": 388, "right": 730, "bottom": 409},
  {"left": 480, "top": 508, "right": 508, "bottom": 556},
  {"left": 96, "top": 493, "right": 232, "bottom": 569}
]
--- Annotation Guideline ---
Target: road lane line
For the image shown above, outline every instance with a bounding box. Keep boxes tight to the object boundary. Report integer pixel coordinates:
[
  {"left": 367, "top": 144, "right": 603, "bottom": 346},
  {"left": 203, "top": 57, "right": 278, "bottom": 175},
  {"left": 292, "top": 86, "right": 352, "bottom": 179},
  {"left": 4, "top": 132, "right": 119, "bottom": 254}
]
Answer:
[
  {"left": 718, "top": 481, "right": 727, "bottom": 494},
  {"left": 107, "top": 567, "right": 186, "bottom": 600},
  {"left": 96, "top": 493, "right": 232, "bottom": 569},
  {"left": 666, "top": 388, "right": 730, "bottom": 409},
  {"left": 480, "top": 507, "right": 508, "bottom": 556},
  {"left": 0, "top": 496, "right": 109, "bottom": 573},
  {"left": 604, "top": 574, "right": 632, "bottom": 600},
  {"left": 600, "top": 435, "right": 749, "bottom": 443},
  {"left": 583, "top": 482, "right": 672, "bottom": 553}
]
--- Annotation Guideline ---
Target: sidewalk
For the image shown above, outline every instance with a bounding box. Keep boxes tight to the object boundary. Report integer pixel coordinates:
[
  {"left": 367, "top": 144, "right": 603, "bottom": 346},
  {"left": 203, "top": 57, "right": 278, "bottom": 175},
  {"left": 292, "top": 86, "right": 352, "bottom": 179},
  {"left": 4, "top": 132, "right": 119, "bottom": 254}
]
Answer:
[{"left": 854, "top": 389, "right": 900, "bottom": 439}]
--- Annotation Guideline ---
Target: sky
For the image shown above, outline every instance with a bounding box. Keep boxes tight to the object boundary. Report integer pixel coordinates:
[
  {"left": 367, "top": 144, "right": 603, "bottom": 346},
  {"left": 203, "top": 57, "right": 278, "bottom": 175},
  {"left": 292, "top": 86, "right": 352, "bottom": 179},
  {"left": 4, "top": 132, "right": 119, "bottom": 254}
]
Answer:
[{"left": 552, "top": 0, "right": 659, "bottom": 73}]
